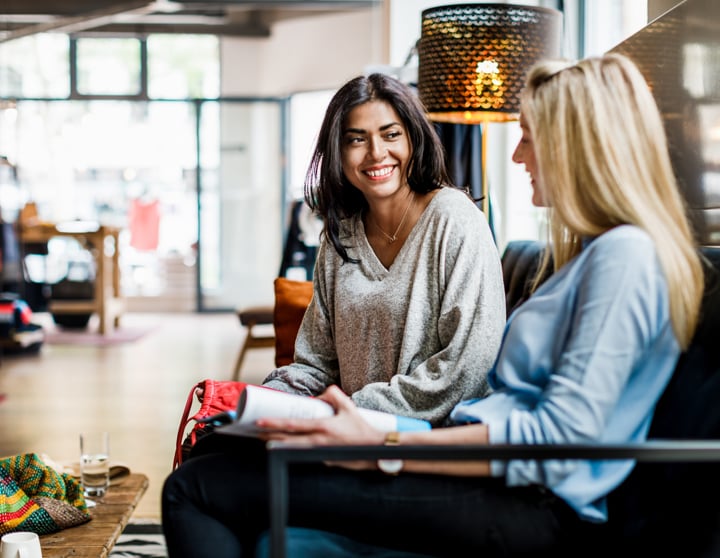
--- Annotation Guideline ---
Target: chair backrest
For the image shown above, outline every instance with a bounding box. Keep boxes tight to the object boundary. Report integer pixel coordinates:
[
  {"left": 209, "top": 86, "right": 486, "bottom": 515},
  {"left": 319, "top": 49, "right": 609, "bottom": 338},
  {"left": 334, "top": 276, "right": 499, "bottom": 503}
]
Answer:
[
  {"left": 500, "top": 240, "right": 549, "bottom": 317},
  {"left": 273, "top": 277, "right": 313, "bottom": 367}
]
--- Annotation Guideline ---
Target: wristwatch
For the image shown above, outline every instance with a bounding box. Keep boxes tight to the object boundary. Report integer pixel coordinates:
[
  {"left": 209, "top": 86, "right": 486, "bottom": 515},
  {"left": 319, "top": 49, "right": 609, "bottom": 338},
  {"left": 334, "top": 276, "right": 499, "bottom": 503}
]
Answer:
[{"left": 377, "top": 431, "right": 403, "bottom": 475}]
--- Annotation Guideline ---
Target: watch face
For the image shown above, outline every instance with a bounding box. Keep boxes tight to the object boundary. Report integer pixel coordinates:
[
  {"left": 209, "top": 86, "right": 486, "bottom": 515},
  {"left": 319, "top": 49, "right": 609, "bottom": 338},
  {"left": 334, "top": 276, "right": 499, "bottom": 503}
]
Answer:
[{"left": 377, "top": 459, "right": 404, "bottom": 475}]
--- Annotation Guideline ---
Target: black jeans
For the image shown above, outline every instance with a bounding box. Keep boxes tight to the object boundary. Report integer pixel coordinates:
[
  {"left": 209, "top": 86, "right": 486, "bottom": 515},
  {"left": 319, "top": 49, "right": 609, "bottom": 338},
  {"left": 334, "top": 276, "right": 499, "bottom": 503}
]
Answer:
[{"left": 161, "top": 434, "right": 599, "bottom": 558}]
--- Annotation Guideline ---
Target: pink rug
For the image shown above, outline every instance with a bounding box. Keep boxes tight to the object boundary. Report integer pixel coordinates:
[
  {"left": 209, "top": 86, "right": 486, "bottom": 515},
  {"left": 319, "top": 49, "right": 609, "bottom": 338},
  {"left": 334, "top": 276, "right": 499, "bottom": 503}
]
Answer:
[{"left": 44, "top": 327, "right": 155, "bottom": 347}]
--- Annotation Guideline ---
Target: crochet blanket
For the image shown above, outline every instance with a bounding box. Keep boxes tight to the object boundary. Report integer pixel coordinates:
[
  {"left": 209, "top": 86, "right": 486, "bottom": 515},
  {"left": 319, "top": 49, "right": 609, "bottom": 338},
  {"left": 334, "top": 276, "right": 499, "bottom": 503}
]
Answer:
[{"left": 0, "top": 453, "right": 90, "bottom": 536}]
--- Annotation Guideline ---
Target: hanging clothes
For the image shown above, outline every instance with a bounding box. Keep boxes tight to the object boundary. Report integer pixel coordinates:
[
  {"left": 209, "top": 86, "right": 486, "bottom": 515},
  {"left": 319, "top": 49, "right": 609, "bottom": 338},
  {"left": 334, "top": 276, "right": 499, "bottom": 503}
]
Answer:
[
  {"left": 434, "top": 122, "right": 495, "bottom": 237},
  {"left": 128, "top": 198, "right": 161, "bottom": 252},
  {"left": 278, "top": 200, "right": 321, "bottom": 280}
]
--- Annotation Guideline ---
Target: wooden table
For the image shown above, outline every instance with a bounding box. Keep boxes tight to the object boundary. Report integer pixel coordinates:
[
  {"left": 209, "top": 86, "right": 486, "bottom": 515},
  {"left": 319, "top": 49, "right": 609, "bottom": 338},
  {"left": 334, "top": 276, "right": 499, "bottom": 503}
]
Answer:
[
  {"left": 40, "top": 473, "right": 149, "bottom": 558},
  {"left": 20, "top": 222, "right": 125, "bottom": 335}
]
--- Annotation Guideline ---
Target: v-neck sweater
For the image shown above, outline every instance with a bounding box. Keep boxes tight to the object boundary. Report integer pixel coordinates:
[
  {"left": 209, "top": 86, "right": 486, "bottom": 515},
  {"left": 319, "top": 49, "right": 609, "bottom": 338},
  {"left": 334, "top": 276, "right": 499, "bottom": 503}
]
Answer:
[{"left": 263, "top": 187, "right": 506, "bottom": 425}]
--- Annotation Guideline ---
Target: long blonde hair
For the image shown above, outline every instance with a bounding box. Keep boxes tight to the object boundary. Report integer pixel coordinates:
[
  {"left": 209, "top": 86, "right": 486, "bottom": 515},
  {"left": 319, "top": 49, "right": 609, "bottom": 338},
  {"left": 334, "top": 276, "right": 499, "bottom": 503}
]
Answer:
[{"left": 522, "top": 53, "right": 703, "bottom": 349}]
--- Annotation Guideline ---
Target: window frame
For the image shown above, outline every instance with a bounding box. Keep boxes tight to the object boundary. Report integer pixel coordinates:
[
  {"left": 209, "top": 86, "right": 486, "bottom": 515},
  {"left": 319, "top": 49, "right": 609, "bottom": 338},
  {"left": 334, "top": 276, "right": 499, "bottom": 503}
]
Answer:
[{"left": 69, "top": 34, "right": 149, "bottom": 101}]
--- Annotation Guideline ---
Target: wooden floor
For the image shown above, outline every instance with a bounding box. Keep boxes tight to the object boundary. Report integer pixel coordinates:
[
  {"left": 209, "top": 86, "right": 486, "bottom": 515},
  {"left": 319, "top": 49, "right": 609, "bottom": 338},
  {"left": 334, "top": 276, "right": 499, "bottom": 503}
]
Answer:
[{"left": 0, "top": 311, "right": 274, "bottom": 520}]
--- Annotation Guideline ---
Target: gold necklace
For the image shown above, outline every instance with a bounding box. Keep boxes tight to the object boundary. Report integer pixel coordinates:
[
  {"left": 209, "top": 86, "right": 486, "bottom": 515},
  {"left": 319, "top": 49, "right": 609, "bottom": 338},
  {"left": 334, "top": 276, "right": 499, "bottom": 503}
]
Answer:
[{"left": 372, "top": 191, "right": 415, "bottom": 244}]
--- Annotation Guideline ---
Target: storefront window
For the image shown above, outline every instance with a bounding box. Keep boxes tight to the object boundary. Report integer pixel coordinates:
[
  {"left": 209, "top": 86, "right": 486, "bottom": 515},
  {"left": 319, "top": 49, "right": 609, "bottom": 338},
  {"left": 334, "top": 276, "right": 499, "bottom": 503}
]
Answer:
[
  {"left": 76, "top": 37, "right": 141, "bottom": 96},
  {"left": 0, "top": 34, "right": 70, "bottom": 98},
  {"left": 148, "top": 35, "right": 219, "bottom": 99},
  {"left": 0, "top": 33, "right": 237, "bottom": 311}
]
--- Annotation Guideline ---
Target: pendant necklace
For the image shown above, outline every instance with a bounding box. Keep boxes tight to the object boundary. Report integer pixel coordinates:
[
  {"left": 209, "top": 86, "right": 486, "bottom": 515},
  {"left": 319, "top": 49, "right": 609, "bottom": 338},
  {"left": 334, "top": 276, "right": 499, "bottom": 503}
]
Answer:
[{"left": 372, "top": 191, "right": 415, "bottom": 244}]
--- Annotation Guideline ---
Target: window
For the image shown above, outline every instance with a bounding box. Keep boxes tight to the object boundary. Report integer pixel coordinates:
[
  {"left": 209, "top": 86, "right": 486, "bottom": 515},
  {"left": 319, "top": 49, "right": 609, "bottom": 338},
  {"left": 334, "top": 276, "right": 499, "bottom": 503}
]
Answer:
[
  {"left": 582, "top": 0, "right": 647, "bottom": 57},
  {"left": 148, "top": 35, "right": 219, "bottom": 99},
  {"left": 0, "top": 35, "right": 70, "bottom": 98},
  {"left": 288, "top": 90, "right": 334, "bottom": 200},
  {"left": 0, "top": 33, "right": 230, "bottom": 310},
  {"left": 75, "top": 37, "right": 142, "bottom": 96}
]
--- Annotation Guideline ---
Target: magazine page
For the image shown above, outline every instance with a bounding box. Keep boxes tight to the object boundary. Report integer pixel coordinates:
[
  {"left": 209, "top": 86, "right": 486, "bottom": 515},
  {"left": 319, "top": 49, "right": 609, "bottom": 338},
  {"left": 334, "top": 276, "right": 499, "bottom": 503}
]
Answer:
[
  {"left": 238, "top": 385, "right": 335, "bottom": 424},
  {"left": 218, "top": 385, "right": 431, "bottom": 437},
  {"left": 217, "top": 386, "right": 333, "bottom": 436}
]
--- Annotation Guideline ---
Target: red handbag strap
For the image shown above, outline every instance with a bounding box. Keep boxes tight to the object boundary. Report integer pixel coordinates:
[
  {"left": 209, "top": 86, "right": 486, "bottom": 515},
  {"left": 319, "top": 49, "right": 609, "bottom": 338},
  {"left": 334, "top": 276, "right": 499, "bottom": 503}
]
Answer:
[
  {"left": 173, "top": 380, "right": 205, "bottom": 469},
  {"left": 172, "top": 379, "right": 247, "bottom": 469},
  {"left": 193, "top": 377, "right": 217, "bottom": 420}
]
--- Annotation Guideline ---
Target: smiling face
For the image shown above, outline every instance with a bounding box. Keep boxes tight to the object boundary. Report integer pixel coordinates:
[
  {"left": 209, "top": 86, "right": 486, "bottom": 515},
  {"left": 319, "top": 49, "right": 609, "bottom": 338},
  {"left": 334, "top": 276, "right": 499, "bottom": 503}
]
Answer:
[
  {"left": 341, "top": 100, "right": 412, "bottom": 203},
  {"left": 512, "top": 113, "right": 547, "bottom": 208}
]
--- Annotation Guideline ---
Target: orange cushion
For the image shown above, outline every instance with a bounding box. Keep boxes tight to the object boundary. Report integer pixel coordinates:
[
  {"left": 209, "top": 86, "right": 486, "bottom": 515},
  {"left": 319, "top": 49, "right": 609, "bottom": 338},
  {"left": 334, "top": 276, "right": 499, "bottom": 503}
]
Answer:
[{"left": 273, "top": 277, "right": 313, "bottom": 367}]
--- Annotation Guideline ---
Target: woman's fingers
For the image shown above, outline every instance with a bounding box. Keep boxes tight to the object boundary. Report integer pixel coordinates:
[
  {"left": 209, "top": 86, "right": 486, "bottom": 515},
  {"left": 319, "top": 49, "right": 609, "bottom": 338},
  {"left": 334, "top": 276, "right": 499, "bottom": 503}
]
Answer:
[
  {"left": 254, "top": 387, "right": 384, "bottom": 446},
  {"left": 317, "top": 385, "right": 354, "bottom": 411},
  {"left": 256, "top": 417, "right": 322, "bottom": 432}
]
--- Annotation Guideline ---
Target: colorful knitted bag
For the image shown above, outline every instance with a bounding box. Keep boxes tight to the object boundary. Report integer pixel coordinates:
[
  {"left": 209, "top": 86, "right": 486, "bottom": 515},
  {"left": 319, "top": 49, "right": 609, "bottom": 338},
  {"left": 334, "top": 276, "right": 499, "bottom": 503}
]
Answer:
[{"left": 0, "top": 453, "right": 90, "bottom": 536}]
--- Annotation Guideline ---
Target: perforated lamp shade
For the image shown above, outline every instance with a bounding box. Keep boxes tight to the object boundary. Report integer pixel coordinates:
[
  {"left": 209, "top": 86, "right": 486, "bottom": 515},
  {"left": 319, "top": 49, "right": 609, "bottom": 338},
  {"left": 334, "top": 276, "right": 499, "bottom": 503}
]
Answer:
[
  {"left": 417, "top": 3, "right": 562, "bottom": 217},
  {"left": 418, "top": 4, "right": 563, "bottom": 124}
]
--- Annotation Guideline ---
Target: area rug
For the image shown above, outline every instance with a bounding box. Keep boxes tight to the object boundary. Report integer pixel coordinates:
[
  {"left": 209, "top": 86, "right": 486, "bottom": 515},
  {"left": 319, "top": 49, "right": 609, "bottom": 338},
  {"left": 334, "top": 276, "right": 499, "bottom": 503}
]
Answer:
[
  {"left": 109, "top": 520, "right": 167, "bottom": 558},
  {"left": 43, "top": 326, "right": 155, "bottom": 347}
]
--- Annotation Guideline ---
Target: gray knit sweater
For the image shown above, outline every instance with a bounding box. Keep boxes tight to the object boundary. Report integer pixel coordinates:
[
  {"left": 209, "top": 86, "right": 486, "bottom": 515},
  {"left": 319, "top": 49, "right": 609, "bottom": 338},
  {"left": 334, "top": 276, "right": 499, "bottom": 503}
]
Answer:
[{"left": 263, "top": 187, "right": 506, "bottom": 425}]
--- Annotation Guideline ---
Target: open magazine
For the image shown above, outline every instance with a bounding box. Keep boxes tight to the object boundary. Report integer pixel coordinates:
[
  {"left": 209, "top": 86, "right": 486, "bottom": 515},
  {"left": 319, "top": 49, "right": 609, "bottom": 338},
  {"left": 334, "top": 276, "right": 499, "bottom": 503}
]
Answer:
[{"left": 215, "top": 384, "right": 431, "bottom": 437}]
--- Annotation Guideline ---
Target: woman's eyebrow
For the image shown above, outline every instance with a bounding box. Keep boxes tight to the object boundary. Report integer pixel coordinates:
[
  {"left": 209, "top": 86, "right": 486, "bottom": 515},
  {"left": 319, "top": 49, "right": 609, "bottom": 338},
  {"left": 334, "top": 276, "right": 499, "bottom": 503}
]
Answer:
[{"left": 343, "top": 122, "right": 401, "bottom": 134}]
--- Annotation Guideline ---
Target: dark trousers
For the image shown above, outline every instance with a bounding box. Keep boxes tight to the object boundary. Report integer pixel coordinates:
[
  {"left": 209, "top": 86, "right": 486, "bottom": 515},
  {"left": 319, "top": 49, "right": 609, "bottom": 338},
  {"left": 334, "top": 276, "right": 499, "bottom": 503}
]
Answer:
[{"left": 162, "top": 434, "right": 601, "bottom": 558}]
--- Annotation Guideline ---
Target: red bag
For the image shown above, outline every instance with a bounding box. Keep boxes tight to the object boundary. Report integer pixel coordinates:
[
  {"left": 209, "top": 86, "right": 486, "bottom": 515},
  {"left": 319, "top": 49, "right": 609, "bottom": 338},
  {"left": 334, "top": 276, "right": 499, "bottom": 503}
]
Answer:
[{"left": 173, "top": 379, "right": 247, "bottom": 469}]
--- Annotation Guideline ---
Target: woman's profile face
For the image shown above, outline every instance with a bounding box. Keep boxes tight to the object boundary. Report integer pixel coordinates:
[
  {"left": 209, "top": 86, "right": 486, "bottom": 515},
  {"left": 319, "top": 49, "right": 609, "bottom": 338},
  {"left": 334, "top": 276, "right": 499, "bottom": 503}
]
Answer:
[
  {"left": 340, "top": 100, "right": 412, "bottom": 202},
  {"left": 512, "top": 114, "right": 548, "bottom": 208}
]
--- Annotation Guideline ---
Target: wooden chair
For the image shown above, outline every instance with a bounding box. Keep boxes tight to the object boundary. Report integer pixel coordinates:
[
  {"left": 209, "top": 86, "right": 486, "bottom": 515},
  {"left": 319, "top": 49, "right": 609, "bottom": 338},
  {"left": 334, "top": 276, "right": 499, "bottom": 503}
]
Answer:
[
  {"left": 231, "top": 305, "right": 275, "bottom": 381},
  {"left": 231, "top": 278, "right": 313, "bottom": 381}
]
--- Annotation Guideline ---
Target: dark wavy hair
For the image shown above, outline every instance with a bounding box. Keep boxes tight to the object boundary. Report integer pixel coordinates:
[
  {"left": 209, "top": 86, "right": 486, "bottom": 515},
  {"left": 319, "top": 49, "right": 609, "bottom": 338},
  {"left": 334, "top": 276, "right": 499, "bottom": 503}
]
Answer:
[{"left": 304, "top": 73, "right": 451, "bottom": 262}]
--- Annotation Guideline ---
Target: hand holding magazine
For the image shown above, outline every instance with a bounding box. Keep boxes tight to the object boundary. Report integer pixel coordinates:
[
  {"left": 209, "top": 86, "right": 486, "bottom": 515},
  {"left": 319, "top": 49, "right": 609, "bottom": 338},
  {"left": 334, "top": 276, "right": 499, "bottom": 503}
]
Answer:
[{"left": 216, "top": 385, "right": 431, "bottom": 436}]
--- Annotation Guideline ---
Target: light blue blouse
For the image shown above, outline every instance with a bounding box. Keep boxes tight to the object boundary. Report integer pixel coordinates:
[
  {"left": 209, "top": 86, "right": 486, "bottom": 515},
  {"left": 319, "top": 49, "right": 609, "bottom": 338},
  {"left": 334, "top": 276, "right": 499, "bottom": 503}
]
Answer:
[{"left": 450, "top": 225, "right": 680, "bottom": 522}]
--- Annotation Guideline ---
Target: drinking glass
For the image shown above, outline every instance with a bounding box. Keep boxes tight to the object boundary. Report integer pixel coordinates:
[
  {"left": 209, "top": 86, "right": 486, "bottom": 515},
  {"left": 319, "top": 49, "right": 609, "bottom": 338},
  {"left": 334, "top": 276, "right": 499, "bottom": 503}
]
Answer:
[{"left": 79, "top": 431, "right": 110, "bottom": 498}]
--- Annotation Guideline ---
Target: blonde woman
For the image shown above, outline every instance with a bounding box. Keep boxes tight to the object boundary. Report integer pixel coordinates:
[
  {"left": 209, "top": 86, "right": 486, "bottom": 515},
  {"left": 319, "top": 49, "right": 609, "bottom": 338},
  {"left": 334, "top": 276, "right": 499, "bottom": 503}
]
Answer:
[{"left": 163, "top": 54, "right": 704, "bottom": 557}]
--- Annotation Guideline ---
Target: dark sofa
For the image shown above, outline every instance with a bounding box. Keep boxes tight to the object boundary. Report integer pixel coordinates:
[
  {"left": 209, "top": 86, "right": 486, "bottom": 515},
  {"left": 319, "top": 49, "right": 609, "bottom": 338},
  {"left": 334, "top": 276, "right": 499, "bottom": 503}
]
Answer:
[
  {"left": 500, "top": 240, "right": 720, "bottom": 555},
  {"left": 265, "top": 240, "right": 720, "bottom": 557}
]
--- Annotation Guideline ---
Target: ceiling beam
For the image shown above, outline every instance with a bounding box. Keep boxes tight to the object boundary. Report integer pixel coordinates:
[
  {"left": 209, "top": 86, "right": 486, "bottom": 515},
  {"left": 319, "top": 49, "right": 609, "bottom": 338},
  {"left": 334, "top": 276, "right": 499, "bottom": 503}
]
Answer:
[
  {"left": 0, "top": 0, "right": 376, "bottom": 41},
  {"left": 0, "top": 0, "right": 158, "bottom": 16},
  {"left": 72, "top": 20, "right": 271, "bottom": 37},
  {"left": 0, "top": 0, "right": 376, "bottom": 15},
  {"left": 0, "top": 1, "right": 161, "bottom": 42}
]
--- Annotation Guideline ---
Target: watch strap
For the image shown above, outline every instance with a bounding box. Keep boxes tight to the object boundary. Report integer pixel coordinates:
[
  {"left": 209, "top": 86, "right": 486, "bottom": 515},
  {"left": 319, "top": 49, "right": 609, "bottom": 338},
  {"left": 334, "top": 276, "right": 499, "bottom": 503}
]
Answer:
[{"left": 377, "top": 431, "right": 403, "bottom": 475}]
